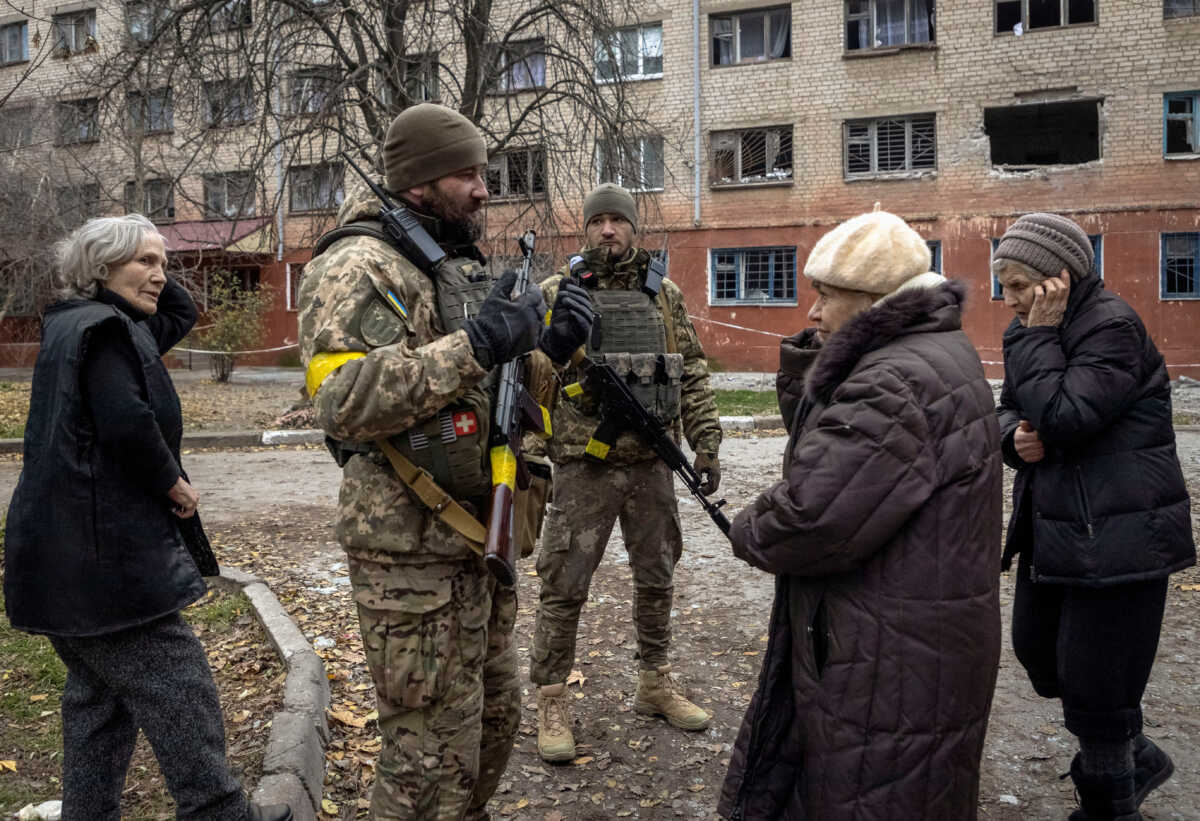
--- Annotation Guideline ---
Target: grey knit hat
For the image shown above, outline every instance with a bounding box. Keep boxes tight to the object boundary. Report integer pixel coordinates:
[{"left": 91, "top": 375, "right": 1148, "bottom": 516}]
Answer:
[
  {"left": 383, "top": 103, "right": 487, "bottom": 191},
  {"left": 993, "top": 213, "right": 1094, "bottom": 281},
  {"left": 583, "top": 183, "right": 638, "bottom": 232}
]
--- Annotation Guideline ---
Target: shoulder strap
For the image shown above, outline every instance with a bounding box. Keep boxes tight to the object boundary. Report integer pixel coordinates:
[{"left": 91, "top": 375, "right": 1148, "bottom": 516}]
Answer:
[
  {"left": 654, "top": 264, "right": 678, "bottom": 355},
  {"left": 375, "top": 437, "right": 488, "bottom": 551},
  {"left": 312, "top": 219, "right": 390, "bottom": 259}
]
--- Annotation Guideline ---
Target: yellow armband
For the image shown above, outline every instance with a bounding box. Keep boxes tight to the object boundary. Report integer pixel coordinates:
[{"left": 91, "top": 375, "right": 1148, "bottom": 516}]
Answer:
[{"left": 305, "top": 351, "right": 366, "bottom": 397}]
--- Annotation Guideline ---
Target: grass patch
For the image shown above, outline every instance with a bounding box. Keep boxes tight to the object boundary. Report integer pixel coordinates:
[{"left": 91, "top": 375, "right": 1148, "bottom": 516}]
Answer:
[
  {"left": 0, "top": 381, "right": 29, "bottom": 439},
  {"left": 188, "top": 589, "right": 252, "bottom": 631},
  {"left": 714, "top": 389, "right": 780, "bottom": 417}
]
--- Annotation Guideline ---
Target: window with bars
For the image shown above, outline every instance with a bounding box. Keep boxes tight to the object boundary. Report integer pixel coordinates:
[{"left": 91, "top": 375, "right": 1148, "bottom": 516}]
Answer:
[
  {"left": 1165, "top": 92, "right": 1199, "bottom": 156},
  {"left": 711, "top": 126, "right": 793, "bottom": 186},
  {"left": 204, "top": 171, "right": 256, "bottom": 218},
  {"left": 711, "top": 6, "right": 791, "bottom": 65},
  {"left": 55, "top": 183, "right": 101, "bottom": 230},
  {"left": 1, "top": 20, "right": 29, "bottom": 64},
  {"left": 844, "top": 113, "right": 935, "bottom": 178},
  {"left": 595, "top": 23, "right": 663, "bottom": 81},
  {"left": 995, "top": 0, "right": 1095, "bottom": 33},
  {"left": 128, "top": 88, "right": 173, "bottom": 134},
  {"left": 126, "top": 0, "right": 170, "bottom": 43},
  {"left": 125, "top": 178, "right": 175, "bottom": 222},
  {"left": 56, "top": 99, "right": 100, "bottom": 145},
  {"left": 289, "top": 163, "right": 344, "bottom": 212},
  {"left": 209, "top": 0, "right": 252, "bottom": 31},
  {"left": 486, "top": 147, "right": 547, "bottom": 200},
  {"left": 598, "top": 135, "right": 664, "bottom": 191},
  {"left": 0, "top": 106, "right": 34, "bottom": 150},
  {"left": 494, "top": 39, "right": 546, "bottom": 92},
  {"left": 204, "top": 78, "right": 254, "bottom": 126},
  {"left": 1166, "top": 0, "right": 1199, "bottom": 16},
  {"left": 926, "top": 240, "right": 941, "bottom": 273},
  {"left": 985, "top": 100, "right": 1100, "bottom": 168},
  {"left": 1162, "top": 233, "right": 1200, "bottom": 299},
  {"left": 53, "top": 10, "right": 97, "bottom": 54},
  {"left": 399, "top": 53, "right": 440, "bottom": 102},
  {"left": 845, "top": 0, "right": 934, "bottom": 50},
  {"left": 711, "top": 247, "right": 796, "bottom": 304},
  {"left": 289, "top": 68, "right": 338, "bottom": 115}
]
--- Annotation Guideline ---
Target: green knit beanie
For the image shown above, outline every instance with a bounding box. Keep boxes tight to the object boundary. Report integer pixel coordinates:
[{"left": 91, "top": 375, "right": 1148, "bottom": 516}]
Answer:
[
  {"left": 383, "top": 103, "right": 487, "bottom": 191},
  {"left": 583, "top": 183, "right": 638, "bottom": 233}
]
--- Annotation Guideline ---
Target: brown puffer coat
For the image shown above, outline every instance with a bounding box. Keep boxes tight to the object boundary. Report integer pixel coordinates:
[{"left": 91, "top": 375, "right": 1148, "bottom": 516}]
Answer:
[{"left": 718, "top": 281, "right": 1002, "bottom": 821}]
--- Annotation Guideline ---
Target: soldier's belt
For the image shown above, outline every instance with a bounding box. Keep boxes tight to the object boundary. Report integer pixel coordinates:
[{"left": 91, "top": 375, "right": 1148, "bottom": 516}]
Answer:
[{"left": 375, "top": 438, "right": 488, "bottom": 553}]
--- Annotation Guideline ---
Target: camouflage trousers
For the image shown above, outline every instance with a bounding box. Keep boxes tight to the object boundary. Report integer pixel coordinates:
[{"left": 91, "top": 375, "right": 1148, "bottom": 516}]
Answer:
[
  {"left": 530, "top": 458, "right": 683, "bottom": 685},
  {"left": 349, "top": 554, "right": 520, "bottom": 821}
]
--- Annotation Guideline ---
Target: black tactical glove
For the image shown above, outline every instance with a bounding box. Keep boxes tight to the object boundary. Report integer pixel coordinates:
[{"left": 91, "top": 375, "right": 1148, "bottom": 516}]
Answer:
[
  {"left": 539, "top": 280, "right": 595, "bottom": 364},
  {"left": 464, "top": 269, "right": 546, "bottom": 370},
  {"left": 693, "top": 452, "right": 721, "bottom": 495}
]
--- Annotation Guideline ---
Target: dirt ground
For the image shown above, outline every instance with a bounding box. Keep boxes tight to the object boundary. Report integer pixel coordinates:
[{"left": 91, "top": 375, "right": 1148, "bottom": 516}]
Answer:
[{"left": 4, "top": 429, "right": 1198, "bottom": 820}]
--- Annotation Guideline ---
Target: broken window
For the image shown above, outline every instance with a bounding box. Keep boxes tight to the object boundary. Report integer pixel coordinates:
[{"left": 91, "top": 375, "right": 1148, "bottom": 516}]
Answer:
[
  {"left": 1, "top": 20, "right": 29, "bottom": 65},
  {"left": 128, "top": 87, "right": 173, "bottom": 134},
  {"left": 843, "top": 113, "right": 935, "bottom": 177},
  {"left": 289, "top": 163, "right": 345, "bottom": 212},
  {"left": 1165, "top": 92, "right": 1199, "bottom": 155},
  {"left": 845, "top": 0, "right": 934, "bottom": 50},
  {"left": 125, "top": 178, "right": 175, "bottom": 222},
  {"left": 1162, "top": 233, "right": 1200, "bottom": 298},
  {"left": 1166, "top": 0, "right": 1200, "bottom": 17},
  {"left": 711, "top": 247, "right": 796, "bottom": 304},
  {"left": 598, "top": 135, "right": 665, "bottom": 191},
  {"left": 995, "top": 0, "right": 1095, "bottom": 33},
  {"left": 204, "top": 171, "right": 256, "bottom": 218},
  {"left": 494, "top": 40, "right": 546, "bottom": 92},
  {"left": 710, "top": 126, "right": 792, "bottom": 186},
  {"left": 56, "top": 99, "right": 100, "bottom": 145},
  {"left": 711, "top": 7, "right": 791, "bottom": 65},
  {"left": 596, "top": 22, "right": 663, "bottom": 81},
  {"left": 985, "top": 100, "right": 1100, "bottom": 168},
  {"left": 485, "top": 147, "right": 547, "bottom": 199}
]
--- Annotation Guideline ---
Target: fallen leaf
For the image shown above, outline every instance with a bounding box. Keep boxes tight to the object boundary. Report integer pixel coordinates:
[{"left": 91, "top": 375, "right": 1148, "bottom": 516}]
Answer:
[
  {"left": 572, "top": 755, "right": 594, "bottom": 765},
  {"left": 29, "top": 694, "right": 47, "bottom": 702},
  {"left": 329, "top": 709, "right": 368, "bottom": 729},
  {"left": 0, "top": 760, "right": 16, "bottom": 772},
  {"left": 566, "top": 669, "right": 587, "bottom": 688},
  {"left": 321, "top": 798, "right": 339, "bottom": 815}
]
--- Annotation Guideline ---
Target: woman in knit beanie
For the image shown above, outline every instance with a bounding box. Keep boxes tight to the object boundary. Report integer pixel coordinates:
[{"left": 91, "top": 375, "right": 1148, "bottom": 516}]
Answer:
[
  {"left": 720, "top": 208, "right": 1002, "bottom": 821},
  {"left": 994, "top": 213, "right": 1195, "bottom": 820}
]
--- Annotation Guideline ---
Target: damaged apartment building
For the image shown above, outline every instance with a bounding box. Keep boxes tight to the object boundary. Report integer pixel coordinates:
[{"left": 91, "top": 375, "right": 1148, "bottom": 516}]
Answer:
[{"left": 1, "top": 0, "right": 1198, "bottom": 371}]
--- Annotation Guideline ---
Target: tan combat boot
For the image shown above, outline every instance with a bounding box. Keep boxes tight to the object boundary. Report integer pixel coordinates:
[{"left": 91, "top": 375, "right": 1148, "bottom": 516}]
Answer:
[
  {"left": 537, "top": 683, "right": 576, "bottom": 763},
  {"left": 635, "top": 664, "right": 711, "bottom": 730}
]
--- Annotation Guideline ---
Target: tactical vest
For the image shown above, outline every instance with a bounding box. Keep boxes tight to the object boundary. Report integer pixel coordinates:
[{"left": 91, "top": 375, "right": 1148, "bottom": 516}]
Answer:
[{"left": 313, "top": 219, "right": 495, "bottom": 500}]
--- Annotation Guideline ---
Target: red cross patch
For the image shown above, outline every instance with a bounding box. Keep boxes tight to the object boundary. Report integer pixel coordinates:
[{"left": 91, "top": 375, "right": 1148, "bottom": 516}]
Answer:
[{"left": 453, "top": 411, "right": 478, "bottom": 436}]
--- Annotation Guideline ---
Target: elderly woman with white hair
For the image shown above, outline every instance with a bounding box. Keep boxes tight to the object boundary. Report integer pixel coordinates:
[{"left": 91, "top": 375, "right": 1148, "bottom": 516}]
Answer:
[
  {"left": 994, "top": 213, "right": 1195, "bottom": 821},
  {"left": 3, "top": 215, "right": 291, "bottom": 821}
]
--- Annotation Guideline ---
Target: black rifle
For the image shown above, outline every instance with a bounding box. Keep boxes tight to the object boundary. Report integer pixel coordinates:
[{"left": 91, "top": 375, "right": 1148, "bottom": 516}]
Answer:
[
  {"left": 340, "top": 152, "right": 446, "bottom": 272},
  {"left": 485, "top": 231, "right": 551, "bottom": 585}
]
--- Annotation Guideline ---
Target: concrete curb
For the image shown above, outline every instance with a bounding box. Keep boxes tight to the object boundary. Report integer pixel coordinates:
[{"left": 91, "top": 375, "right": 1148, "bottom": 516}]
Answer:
[{"left": 212, "top": 567, "right": 328, "bottom": 821}]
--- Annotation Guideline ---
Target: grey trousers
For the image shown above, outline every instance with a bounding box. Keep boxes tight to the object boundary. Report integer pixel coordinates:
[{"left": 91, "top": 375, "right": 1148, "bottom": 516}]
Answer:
[{"left": 49, "top": 612, "right": 249, "bottom": 821}]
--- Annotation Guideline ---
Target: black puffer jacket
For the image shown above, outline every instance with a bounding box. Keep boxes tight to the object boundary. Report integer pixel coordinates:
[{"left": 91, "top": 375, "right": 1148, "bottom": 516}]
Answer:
[
  {"left": 998, "top": 273, "right": 1195, "bottom": 584},
  {"left": 719, "top": 282, "right": 1002, "bottom": 820}
]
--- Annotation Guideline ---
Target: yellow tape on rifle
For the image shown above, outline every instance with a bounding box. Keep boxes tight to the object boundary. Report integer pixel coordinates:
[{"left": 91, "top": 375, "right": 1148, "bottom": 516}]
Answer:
[
  {"left": 490, "top": 445, "right": 519, "bottom": 490},
  {"left": 585, "top": 438, "right": 611, "bottom": 460},
  {"left": 564, "top": 382, "right": 583, "bottom": 398}
]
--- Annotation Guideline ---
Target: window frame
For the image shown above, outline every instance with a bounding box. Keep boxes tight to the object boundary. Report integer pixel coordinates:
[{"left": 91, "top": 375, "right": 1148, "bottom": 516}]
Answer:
[
  {"left": 288, "top": 162, "right": 345, "bottom": 213},
  {"left": 0, "top": 20, "right": 29, "bottom": 65},
  {"left": 710, "top": 125, "right": 794, "bottom": 188},
  {"left": 52, "top": 9, "right": 97, "bottom": 55},
  {"left": 926, "top": 240, "right": 941, "bottom": 273},
  {"left": 1164, "top": 91, "right": 1200, "bottom": 157},
  {"left": 203, "top": 77, "right": 254, "bottom": 127},
  {"left": 398, "top": 52, "right": 440, "bottom": 103},
  {"left": 844, "top": 0, "right": 936, "bottom": 52},
  {"left": 0, "top": 105, "right": 35, "bottom": 150},
  {"left": 288, "top": 67, "right": 338, "bottom": 116},
  {"left": 595, "top": 22, "right": 664, "bottom": 82},
  {"left": 124, "top": 178, "right": 176, "bottom": 223},
  {"left": 709, "top": 246, "right": 798, "bottom": 305},
  {"left": 1162, "top": 232, "right": 1200, "bottom": 300},
  {"left": 125, "top": 0, "right": 171, "bottom": 44},
  {"left": 286, "top": 262, "right": 305, "bottom": 311},
  {"left": 1165, "top": 0, "right": 1200, "bottom": 17},
  {"left": 843, "top": 113, "right": 937, "bottom": 179},
  {"left": 55, "top": 183, "right": 102, "bottom": 229},
  {"left": 494, "top": 39, "right": 547, "bottom": 93},
  {"left": 127, "top": 87, "right": 174, "bottom": 134},
  {"left": 208, "top": 0, "right": 252, "bottom": 31},
  {"left": 203, "top": 171, "right": 256, "bottom": 219},
  {"left": 485, "top": 146, "right": 548, "bottom": 201},
  {"left": 597, "top": 134, "right": 665, "bottom": 192},
  {"left": 994, "top": 0, "right": 1097, "bottom": 34},
  {"left": 56, "top": 98, "right": 101, "bottom": 145},
  {"left": 711, "top": 5, "right": 792, "bottom": 66}
]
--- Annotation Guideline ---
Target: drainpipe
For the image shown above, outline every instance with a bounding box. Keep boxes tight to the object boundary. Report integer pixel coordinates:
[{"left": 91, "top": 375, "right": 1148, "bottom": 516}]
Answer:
[
  {"left": 271, "top": 38, "right": 285, "bottom": 262},
  {"left": 692, "top": 0, "right": 702, "bottom": 226}
]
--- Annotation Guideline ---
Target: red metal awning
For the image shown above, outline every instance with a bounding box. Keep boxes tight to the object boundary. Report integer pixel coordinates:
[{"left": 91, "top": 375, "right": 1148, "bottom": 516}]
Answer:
[{"left": 157, "top": 217, "right": 272, "bottom": 252}]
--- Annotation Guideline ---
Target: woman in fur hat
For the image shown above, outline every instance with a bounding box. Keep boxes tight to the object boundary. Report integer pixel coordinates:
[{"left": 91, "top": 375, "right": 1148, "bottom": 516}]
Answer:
[
  {"left": 994, "top": 213, "right": 1194, "bottom": 821},
  {"left": 718, "top": 209, "right": 1003, "bottom": 820}
]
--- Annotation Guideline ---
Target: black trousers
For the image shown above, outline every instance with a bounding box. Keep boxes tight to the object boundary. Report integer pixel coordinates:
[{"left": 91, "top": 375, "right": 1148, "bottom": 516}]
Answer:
[
  {"left": 49, "top": 613, "right": 248, "bottom": 821},
  {"left": 1011, "top": 552, "right": 1168, "bottom": 741}
]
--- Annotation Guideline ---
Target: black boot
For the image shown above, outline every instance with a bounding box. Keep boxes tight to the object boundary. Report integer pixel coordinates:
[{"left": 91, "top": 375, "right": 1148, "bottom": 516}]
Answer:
[
  {"left": 249, "top": 804, "right": 293, "bottom": 821},
  {"left": 1132, "top": 734, "right": 1174, "bottom": 807},
  {"left": 1067, "top": 755, "right": 1142, "bottom": 821}
]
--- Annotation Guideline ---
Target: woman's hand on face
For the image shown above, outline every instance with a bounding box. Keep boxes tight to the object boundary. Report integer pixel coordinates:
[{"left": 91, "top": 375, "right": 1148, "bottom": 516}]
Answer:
[
  {"left": 168, "top": 477, "right": 199, "bottom": 519},
  {"left": 1013, "top": 420, "right": 1045, "bottom": 463},
  {"left": 1026, "top": 269, "right": 1071, "bottom": 327}
]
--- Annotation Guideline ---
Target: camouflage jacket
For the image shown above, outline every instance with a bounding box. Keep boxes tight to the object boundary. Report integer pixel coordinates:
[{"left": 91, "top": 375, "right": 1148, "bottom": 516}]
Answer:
[
  {"left": 538, "top": 247, "right": 722, "bottom": 465},
  {"left": 298, "top": 182, "right": 490, "bottom": 563}
]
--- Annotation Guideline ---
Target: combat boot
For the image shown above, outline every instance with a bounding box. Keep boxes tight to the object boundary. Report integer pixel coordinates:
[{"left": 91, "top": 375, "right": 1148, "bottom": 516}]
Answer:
[
  {"left": 537, "top": 683, "right": 576, "bottom": 763},
  {"left": 634, "top": 664, "right": 711, "bottom": 731},
  {"left": 1068, "top": 755, "right": 1142, "bottom": 821},
  {"left": 1132, "top": 734, "right": 1174, "bottom": 807}
]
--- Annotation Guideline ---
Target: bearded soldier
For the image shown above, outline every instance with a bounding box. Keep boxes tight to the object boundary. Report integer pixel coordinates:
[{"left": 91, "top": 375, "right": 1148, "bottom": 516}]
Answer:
[
  {"left": 298, "top": 103, "right": 592, "bottom": 819},
  {"left": 530, "top": 183, "right": 723, "bottom": 762}
]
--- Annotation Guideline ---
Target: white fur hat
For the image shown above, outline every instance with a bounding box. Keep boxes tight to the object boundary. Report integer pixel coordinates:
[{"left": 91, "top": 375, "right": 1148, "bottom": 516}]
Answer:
[{"left": 804, "top": 206, "right": 937, "bottom": 297}]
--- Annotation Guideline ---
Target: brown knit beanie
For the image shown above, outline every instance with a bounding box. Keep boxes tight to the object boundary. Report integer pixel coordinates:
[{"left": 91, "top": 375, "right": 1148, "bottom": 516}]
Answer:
[
  {"left": 583, "top": 183, "right": 638, "bottom": 232},
  {"left": 383, "top": 103, "right": 487, "bottom": 191},
  {"left": 993, "top": 213, "right": 1093, "bottom": 281}
]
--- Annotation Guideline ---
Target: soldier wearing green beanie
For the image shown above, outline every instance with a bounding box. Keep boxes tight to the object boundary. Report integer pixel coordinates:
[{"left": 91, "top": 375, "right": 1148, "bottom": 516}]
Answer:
[
  {"left": 297, "top": 103, "right": 592, "bottom": 819},
  {"left": 526, "top": 183, "right": 723, "bottom": 763}
]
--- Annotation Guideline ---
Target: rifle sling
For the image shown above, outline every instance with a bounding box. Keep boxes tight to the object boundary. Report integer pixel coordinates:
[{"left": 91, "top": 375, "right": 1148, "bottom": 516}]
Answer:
[{"left": 375, "top": 437, "right": 487, "bottom": 554}]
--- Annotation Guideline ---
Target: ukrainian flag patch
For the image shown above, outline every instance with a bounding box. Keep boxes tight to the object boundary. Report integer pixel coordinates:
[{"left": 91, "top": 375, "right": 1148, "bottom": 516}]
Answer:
[{"left": 385, "top": 289, "right": 409, "bottom": 319}]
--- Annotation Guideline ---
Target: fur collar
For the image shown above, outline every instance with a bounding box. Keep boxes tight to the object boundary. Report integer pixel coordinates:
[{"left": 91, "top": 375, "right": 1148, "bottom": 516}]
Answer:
[{"left": 806, "top": 280, "right": 968, "bottom": 404}]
